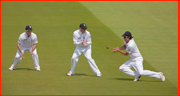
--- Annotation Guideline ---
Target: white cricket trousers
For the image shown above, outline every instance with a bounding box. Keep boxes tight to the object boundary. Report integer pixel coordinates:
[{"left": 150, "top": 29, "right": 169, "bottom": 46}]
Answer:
[
  {"left": 10, "top": 47, "right": 40, "bottom": 70},
  {"left": 119, "top": 57, "right": 161, "bottom": 79},
  {"left": 69, "top": 46, "right": 101, "bottom": 75}
]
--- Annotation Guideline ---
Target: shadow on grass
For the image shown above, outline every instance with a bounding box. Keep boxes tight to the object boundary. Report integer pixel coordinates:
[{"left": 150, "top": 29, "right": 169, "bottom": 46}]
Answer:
[
  {"left": 15, "top": 68, "right": 35, "bottom": 71},
  {"left": 69, "top": 73, "right": 96, "bottom": 77},
  {"left": 115, "top": 78, "right": 134, "bottom": 81},
  {"left": 114, "top": 78, "right": 162, "bottom": 82}
]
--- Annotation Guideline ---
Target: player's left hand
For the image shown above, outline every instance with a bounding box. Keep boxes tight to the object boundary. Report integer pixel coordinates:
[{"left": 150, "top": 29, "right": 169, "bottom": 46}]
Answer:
[{"left": 30, "top": 50, "right": 33, "bottom": 55}]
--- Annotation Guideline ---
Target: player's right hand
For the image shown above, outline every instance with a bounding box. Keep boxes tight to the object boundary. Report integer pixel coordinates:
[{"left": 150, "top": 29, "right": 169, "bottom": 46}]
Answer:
[
  {"left": 21, "top": 53, "right": 25, "bottom": 58},
  {"left": 112, "top": 48, "right": 119, "bottom": 52},
  {"left": 82, "top": 40, "right": 87, "bottom": 46}
]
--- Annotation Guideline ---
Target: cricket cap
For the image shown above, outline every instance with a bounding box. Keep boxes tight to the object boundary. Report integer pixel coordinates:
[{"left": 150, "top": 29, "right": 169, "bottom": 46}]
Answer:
[
  {"left": 79, "top": 23, "right": 87, "bottom": 29},
  {"left": 122, "top": 31, "right": 132, "bottom": 37},
  {"left": 25, "top": 25, "right": 33, "bottom": 30}
]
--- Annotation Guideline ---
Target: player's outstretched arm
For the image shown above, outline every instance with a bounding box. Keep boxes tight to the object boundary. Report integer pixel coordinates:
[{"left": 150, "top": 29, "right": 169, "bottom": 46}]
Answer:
[
  {"left": 112, "top": 45, "right": 126, "bottom": 52},
  {"left": 119, "top": 45, "right": 126, "bottom": 50},
  {"left": 118, "top": 50, "right": 129, "bottom": 56}
]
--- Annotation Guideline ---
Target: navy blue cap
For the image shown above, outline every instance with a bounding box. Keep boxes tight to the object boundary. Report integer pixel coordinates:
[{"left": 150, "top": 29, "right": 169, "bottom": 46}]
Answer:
[
  {"left": 122, "top": 31, "right": 132, "bottom": 37},
  {"left": 79, "top": 23, "right": 87, "bottom": 29},
  {"left": 25, "top": 25, "right": 32, "bottom": 30}
]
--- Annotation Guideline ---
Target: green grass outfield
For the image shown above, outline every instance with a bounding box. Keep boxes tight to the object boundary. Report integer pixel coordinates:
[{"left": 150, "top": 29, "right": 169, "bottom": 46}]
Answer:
[{"left": 1, "top": 1, "right": 178, "bottom": 95}]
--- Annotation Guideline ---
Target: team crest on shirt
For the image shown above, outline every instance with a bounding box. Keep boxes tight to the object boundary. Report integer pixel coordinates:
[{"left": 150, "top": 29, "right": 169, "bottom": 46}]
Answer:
[
  {"left": 83, "top": 37, "right": 85, "bottom": 39},
  {"left": 78, "top": 37, "right": 81, "bottom": 39},
  {"left": 23, "top": 39, "right": 27, "bottom": 41}
]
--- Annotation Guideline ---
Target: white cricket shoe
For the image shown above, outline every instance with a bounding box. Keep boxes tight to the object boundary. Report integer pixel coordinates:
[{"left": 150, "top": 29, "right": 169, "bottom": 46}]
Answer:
[
  {"left": 9, "top": 67, "right": 15, "bottom": 70},
  {"left": 36, "top": 69, "right": 41, "bottom": 71},
  {"left": 134, "top": 75, "right": 141, "bottom": 81},
  {"left": 67, "top": 72, "right": 74, "bottom": 76},
  {"left": 97, "top": 73, "right": 102, "bottom": 77},
  {"left": 159, "top": 72, "right": 165, "bottom": 82}
]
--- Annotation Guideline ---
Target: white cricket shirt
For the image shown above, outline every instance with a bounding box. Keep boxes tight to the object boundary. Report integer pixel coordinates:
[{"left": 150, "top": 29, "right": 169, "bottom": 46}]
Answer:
[
  {"left": 18, "top": 32, "right": 38, "bottom": 48},
  {"left": 73, "top": 29, "right": 92, "bottom": 48},
  {"left": 124, "top": 38, "right": 142, "bottom": 59}
]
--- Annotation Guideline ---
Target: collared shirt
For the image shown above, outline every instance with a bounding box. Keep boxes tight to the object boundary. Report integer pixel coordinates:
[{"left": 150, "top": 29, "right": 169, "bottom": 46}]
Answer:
[
  {"left": 18, "top": 32, "right": 38, "bottom": 48},
  {"left": 124, "top": 38, "right": 142, "bottom": 59},
  {"left": 73, "top": 29, "right": 92, "bottom": 48}
]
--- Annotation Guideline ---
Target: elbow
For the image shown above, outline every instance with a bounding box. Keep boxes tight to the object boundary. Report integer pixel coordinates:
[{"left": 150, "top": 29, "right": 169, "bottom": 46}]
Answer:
[
  {"left": 17, "top": 43, "right": 20, "bottom": 47},
  {"left": 125, "top": 52, "right": 129, "bottom": 56},
  {"left": 33, "top": 44, "right": 37, "bottom": 47},
  {"left": 87, "top": 42, "right": 92, "bottom": 45},
  {"left": 74, "top": 42, "right": 78, "bottom": 46}
]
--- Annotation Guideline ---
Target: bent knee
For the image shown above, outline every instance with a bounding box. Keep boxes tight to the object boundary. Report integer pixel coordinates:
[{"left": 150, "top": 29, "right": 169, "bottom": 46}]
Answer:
[
  {"left": 86, "top": 57, "right": 93, "bottom": 61},
  {"left": 85, "top": 56, "right": 93, "bottom": 60},
  {"left": 71, "top": 57, "right": 78, "bottom": 60},
  {"left": 138, "top": 71, "right": 144, "bottom": 75},
  {"left": 119, "top": 66, "right": 125, "bottom": 71},
  {"left": 32, "top": 53, "right": 38, "bottom": 56},
  {"left": 15, "top": 54, "right": 21, "bottom": 58}
]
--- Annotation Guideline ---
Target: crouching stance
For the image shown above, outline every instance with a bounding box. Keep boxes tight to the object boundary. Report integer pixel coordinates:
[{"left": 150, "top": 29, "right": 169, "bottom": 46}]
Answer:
[
  {"left": 112, "top": 31, "right": 165, "bottom": 81},
  {"left": 67, "top": 23, "right": 101, "bottom": 77},
  {"left": 9, "top": 25, "right": 40, "bottom": 71}
]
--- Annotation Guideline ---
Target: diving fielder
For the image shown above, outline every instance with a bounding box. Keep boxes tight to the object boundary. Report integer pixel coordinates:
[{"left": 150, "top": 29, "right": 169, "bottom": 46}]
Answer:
[
  {"left": 9, "top": 25, "right": 40, "bottom": 71},
  {"left": 67, "top": 23, "right": 102, "bottom": 77},
  {"left": 112, "top": 31, "right": 165, "bottom": 81}
]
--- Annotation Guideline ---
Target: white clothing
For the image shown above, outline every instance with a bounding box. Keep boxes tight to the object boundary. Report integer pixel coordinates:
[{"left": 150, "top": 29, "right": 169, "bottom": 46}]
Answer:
[
  {"left": 119, "top": 58, "right": 160, "bottom": 79},
  {"left": 120, "top": 38, "right": 161, "bottom": 79},
  {"left": 69, "top": 29, "right": 101, "bottom": 76},
  {"left": 9, "top": 32, "right": 40, "bottom": 70},
  {"left": 124, "top": 38, "right": 142, "bottom": 60},
  {"left": 73, "top": 29, "right": 92, "bottom": 48},
  {"left": 18, "top": 32, "right": 38, "bottom": 48}
]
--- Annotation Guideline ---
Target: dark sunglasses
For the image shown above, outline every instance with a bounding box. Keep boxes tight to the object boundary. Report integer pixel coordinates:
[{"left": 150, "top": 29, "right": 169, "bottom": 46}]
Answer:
[{"left": 124, "top": 36, "right": 128, "bottom": 38}]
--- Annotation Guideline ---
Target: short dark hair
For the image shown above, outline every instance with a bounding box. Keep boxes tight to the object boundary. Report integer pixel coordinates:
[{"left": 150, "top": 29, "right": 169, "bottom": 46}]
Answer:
[
  {"left": 127, "top": 36, "right": 133, "bottom": 39},
  {"left": 130, "top": 36, "right": 133, "bottom": 39}
]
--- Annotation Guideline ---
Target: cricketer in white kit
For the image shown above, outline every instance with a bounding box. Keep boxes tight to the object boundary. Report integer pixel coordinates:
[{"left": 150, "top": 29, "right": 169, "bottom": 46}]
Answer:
[
  {"left": 9, "top": 25, "right": 40, "bottom": 71},
  {"left": 112, "top": 31, "right": 165, "bottom": 81},
  {"left": 67, "top": 23, "right": 102, "bottom": 77}
]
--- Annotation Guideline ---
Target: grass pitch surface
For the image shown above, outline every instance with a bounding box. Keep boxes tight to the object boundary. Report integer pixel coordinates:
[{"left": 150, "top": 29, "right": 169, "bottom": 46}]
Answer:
[{"left": 1, "top": 1, "right": 178, "bottom": 95}]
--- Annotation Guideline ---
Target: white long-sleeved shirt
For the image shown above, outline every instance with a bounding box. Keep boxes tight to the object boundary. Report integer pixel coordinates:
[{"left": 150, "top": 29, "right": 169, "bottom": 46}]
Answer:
[
  {"left": 73, "top": 29, "right": 92, "bottom": 48},
  {"left": 18, "top": 32, "right": 38, "bottom": 48}
]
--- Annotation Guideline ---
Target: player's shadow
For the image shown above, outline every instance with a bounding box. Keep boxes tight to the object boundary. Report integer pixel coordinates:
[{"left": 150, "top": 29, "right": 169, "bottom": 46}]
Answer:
[
  {"left": 114, "top": 78, "right": 162, "bottom": 82},
  {"left": 115, "top": 78, "right": 134, "bottom": 81},
  {"left": 15, "top": 68, "right": 35, "bottom": 71},
  {"left": 73, "top": 73, "right": 95, "bottom": 77}
]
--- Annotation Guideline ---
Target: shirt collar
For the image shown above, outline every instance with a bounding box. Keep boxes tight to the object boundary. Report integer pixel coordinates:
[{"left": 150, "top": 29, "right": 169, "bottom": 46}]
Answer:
[
  {"left": 126, "top": 38, "right": 134, "bottom": 44},
  {"left": 79, "top": 29, "right": 86, "bottom": 34},
  {"left": 25, "top": 32, "right": 31, "bottom": 38}
]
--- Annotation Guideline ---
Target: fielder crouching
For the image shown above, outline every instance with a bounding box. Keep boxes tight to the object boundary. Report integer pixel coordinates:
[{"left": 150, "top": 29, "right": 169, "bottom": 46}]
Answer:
[
  {"left": 67, "top": 23, "right": 102, "bottom": 77},
  {"left": 9, "top": 25, "right": 40, "bottom": 71},
  {"left": 113, "top": 31, "right": 165, "bottom": 81}
]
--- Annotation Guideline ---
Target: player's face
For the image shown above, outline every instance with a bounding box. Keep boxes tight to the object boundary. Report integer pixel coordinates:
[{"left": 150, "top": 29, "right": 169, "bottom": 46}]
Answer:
[
  {"left": 80, "top": 28, "right": 86, "bottom": 33},
  {"left": 124, "top": 36, "right": 130, "bottom": 42},
  {"left": 26, "top": 30, "right": 32, "bottom": 36}
]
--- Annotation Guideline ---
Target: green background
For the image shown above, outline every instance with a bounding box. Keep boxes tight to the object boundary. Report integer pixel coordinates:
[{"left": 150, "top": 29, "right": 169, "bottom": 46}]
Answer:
[{"left": 1, "top": 1, "right": 178, "bottom": 95}]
